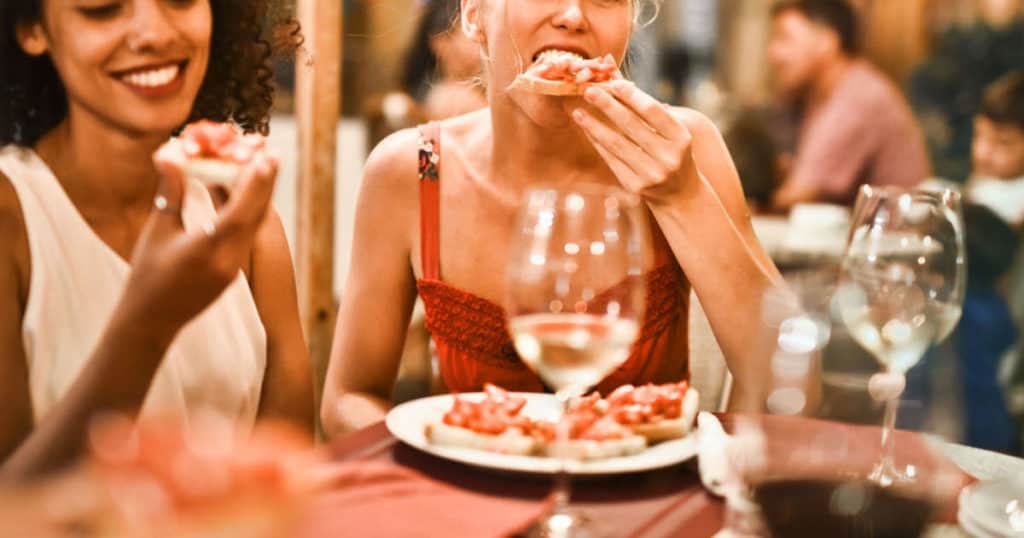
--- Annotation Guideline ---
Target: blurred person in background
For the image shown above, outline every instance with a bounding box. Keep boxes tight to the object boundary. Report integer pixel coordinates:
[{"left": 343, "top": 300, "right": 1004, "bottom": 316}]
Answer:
[
  {"left": 904, "top": 73, "right": 1024, "bottom": 453},
  {"left": 968, "top": 72, "right": 1024, "bottom": 449},
  {"left": 402, "top": 0, "right": 486, "bottom": 121},
  {"left": 955, "top": 203, "right": 1020, "bottom": 453},
  {"left": 967, "top": 71, "right": 1024, "bottom": 227},
  {"left": 723, "top": 112, "right": 783, "bottom": 213},
  {"left": 908, "top": 0, "right": 1024, "bottom": 181},
  {"left": 365, "top": 0, "right": 487, "bottom": 156},
  {"left": 767, "top": 0, "right": 930, "bottom": 211}
]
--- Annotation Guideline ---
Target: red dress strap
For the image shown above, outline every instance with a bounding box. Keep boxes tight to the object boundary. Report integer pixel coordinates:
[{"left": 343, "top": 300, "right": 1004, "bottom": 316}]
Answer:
[{"left": 418, "top": 121, "right": 442, "bottom": 281}]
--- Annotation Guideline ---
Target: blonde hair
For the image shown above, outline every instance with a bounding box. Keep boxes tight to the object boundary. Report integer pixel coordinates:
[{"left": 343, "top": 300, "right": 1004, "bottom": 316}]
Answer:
[{"left": 470, "top": 0, "right": 662, "bottom": 27}]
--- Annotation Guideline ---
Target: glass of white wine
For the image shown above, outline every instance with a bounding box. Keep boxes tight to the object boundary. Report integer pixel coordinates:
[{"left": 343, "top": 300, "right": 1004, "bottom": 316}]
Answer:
[
  {"left": 835, "top": 185, "right": 965, "bottom": 486},
  {"left": 507, "top": 185, "right": 648, "bottom": 537}
]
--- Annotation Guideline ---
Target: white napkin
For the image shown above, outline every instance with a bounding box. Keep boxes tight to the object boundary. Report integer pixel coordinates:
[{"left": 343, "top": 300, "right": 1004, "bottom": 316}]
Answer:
[
  {"left": 697, "top": 412, "right": 738, "bottom": 497},
  {"left": 697, "top": 412, "right": 767, "bottom": 498},
  {"left": 699, "top": 412, "right": 771, "bottom": 537}
]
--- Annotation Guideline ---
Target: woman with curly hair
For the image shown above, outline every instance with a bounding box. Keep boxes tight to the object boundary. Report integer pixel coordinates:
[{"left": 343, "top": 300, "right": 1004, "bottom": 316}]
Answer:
[{"left": 0, "top": 0, "right": 313, "bottom": 480}]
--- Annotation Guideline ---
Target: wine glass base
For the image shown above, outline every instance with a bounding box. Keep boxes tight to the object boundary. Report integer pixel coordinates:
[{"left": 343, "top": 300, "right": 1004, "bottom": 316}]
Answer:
[
  {"left": 868, "top": 460, "right": 920, "bottom": 488},
  {"left": 526, "top": 508, "right": 606, "bottom": 538}
]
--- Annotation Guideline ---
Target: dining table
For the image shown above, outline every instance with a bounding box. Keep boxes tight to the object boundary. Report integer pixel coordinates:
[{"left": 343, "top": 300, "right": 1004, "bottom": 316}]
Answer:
[{"left": 318, "top": 412, "right": 1024, "bottom": 538}]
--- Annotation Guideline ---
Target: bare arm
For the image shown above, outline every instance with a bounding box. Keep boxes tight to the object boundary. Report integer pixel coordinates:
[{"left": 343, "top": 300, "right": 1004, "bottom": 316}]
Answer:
[
  {"left": 0, "top": 176, "right": 37, "bottom": 467},
  {"left": 321, "top": 130, "right": 421, "bottom": 437},
  {"left": 653, "top": 110, "right": 791, "bottom": 410},
  {"left": 250, "top": 208, "right": 314, "bottom": 434},
  {"left": 0, "top": 149, "right": 280, "bottom": 482},
  {"left": 571, "top": 82, "right": 796, "bottom": 412}
]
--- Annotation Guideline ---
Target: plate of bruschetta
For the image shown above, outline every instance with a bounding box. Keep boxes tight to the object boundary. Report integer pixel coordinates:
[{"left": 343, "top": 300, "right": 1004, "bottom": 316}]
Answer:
[{"left": 385, "top": 382, "right": 699, "bottom": 475}]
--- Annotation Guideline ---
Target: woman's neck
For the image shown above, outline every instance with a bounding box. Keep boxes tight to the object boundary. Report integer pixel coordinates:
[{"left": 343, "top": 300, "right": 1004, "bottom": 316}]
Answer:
[
  {"left": 487, "top": 94, "right": 615, "bottom": 190},
  {"left": 34, "top": 109, "right": 170, "bottom": 214}
]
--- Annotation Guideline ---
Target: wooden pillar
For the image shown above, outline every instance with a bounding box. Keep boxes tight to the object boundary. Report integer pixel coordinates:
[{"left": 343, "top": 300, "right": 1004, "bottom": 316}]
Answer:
[
  {"left": 860, "top": 0, "right": 929, "bottom": 82},
  {"left": 715, "top": 0, "right": 774, "bottom": 106},
  {"left": 295, "top": 0, "right": 342, "bottom": 415}
]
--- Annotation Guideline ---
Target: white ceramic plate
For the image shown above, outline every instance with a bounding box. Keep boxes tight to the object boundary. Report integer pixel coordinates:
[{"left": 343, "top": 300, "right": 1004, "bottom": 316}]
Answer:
[
  {"left": 386, "top": 392, "right": 697, "bottom": 475},
  {"left": 959, "top": 477, "right": 1024, "bottom": 536}
]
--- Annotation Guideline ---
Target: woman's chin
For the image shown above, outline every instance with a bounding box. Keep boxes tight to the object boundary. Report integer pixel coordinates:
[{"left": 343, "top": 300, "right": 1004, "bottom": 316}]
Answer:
[{"left": 513, "top": 95, "right": 579, "bottom": 130}]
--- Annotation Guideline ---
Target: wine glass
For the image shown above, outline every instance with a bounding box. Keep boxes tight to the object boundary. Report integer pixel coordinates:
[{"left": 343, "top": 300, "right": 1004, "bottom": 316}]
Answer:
[
  {"left": 835, "top": 185, "right": 965, "bottom": 486},
  {"left": 506, "top": 185, "right": 649, "bottom": 537}
]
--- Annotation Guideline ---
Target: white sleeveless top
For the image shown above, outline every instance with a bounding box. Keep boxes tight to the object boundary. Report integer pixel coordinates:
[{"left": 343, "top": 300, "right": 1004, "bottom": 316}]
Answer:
[{"left": 0, "top": 145, "right": 267, "bottom": 431}]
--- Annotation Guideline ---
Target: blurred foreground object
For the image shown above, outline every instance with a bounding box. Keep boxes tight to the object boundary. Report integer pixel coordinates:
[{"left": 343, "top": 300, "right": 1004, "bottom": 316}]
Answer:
[{"left": 0, "top": 414, "right": 316, "bottom": 538}]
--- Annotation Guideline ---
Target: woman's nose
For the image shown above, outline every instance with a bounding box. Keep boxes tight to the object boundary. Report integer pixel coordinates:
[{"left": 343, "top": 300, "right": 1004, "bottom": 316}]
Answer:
[
  {"left": 551, "top": 1, "right": 588, "bottom": 34},
  {"left": 125, "top": 1, "right": 178, "bottom": 53}
]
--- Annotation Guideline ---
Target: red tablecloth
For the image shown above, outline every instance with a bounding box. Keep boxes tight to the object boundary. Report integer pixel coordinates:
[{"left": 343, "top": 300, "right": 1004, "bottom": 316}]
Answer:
[{"left": 314, "top": 414, "right": 972, "bottom": 537}]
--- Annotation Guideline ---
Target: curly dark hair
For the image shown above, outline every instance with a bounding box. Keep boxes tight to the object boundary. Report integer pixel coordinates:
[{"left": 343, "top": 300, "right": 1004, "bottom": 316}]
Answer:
[{"left": 0, "top": 0, "right": 301, "bottom": 146}]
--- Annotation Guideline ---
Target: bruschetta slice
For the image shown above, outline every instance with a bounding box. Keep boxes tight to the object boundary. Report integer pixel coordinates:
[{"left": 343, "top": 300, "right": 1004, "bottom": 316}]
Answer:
[
  {"left": 424, "top": 384, "right": 548, "bottom": 456},
  {"left": 511, "top": 51, "right": 623, "bottom": 96},
  {"left": 174, "top": 120, "right": 266, "bottom": 190},
  {"left": 606, "top": 381, "right": 700, "bottom": 443}
]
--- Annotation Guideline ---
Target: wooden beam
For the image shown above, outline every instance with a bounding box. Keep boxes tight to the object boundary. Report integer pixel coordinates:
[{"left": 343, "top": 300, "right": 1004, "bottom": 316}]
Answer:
[{"left": 295, "top": 0, "right": 342, "bottom": 418}]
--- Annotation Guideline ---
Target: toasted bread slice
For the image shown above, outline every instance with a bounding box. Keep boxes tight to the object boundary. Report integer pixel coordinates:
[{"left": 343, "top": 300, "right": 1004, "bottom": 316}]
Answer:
[
  {"left": 624, "top": 388, "right": 700, "bottom": 443},
  {"left": 184, "top": 158, "right": 242, "bottom": 190},
  {"left": 424, "top": 421, "right": 537, "bottom": 456},
  {"left": 509, "top": 74, "right": 613, "bottom": 96},
  {"left": 545, "top": 435, "right": 647, "bottom": 460}
]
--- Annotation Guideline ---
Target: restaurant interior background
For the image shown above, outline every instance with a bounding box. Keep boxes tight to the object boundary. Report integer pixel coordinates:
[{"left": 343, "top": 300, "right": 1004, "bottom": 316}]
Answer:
[{"left": 264, "top": 0, "right": 1024, "bottom": 455}]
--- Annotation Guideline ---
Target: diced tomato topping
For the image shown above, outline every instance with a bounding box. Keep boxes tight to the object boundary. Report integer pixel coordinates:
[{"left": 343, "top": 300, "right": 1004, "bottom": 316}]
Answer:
[
  {"left": 603, "top": 381, "right": 689, "bottom": 425},
  {"left": 443, "top": 385, "right": 544, "bottom": 437},
  {"left": 180, "top": 120, "right": 265, "bottom": 162},
  {"left": 525, "top": 51, "right": 622, "bottom": 84}
]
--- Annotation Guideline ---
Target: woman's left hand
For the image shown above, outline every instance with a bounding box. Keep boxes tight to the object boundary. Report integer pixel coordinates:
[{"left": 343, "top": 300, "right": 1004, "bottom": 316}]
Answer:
[{"left": 570, "top": 80, "right": 699, "bottom": 205}]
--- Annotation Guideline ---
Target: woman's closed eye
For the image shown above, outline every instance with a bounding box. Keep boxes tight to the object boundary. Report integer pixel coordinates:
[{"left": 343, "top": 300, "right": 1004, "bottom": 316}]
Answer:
[
  {"left": 76, "top": 2, "right": 121, "bottom": 20},
  {"left": 164, "top": 0, "right": 200, "bottom": 9}
]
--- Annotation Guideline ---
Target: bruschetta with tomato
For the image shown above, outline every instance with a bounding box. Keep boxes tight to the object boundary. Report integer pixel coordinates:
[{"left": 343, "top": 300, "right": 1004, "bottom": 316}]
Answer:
[
  {"left": 174, "top": 120, "right": 266, "bottom": 190},
  {"left": 511, "top": 50, "right": 623, "bottom": 96},
  {"left": 605, "top": 381, "right": 700, "bottom": 443}
]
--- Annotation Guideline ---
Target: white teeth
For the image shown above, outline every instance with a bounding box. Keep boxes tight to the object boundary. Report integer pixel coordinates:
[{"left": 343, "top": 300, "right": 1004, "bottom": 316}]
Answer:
[
  {"left": 536, "top": 49, "right": 586, "bottom": 61},
  {"left": 121, "top": 64, "right": 180, "bottom": 88}
]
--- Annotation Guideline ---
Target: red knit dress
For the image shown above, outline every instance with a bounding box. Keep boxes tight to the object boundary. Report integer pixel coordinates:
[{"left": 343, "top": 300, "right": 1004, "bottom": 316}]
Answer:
[{"left": 414, "top": 122, "right": 691, "bottom": 395}]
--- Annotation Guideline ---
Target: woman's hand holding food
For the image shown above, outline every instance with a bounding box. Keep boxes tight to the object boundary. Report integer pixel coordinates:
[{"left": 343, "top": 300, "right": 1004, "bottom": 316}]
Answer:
[
  {"left": 570, "top": 80, "right": 701, "bottom": 206},
  {"left": 118, "top": 135, "right": 278, "bottom": 342}
]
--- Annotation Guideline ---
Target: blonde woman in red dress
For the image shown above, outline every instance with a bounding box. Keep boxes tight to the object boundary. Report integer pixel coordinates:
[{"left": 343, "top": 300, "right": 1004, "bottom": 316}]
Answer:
[{"left": 322, "top": 0, "right": 787, "bottom": 435}]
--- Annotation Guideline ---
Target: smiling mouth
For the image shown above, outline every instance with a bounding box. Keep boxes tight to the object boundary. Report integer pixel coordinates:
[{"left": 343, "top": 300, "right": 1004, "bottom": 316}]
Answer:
[{"left": 115, "top": 61, "right": 186, "bottom": 89}]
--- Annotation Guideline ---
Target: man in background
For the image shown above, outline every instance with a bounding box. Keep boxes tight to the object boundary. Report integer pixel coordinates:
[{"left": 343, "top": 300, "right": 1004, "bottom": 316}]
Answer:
[{"left": 768, "top": 0, "right": 930, "bottom": 210}]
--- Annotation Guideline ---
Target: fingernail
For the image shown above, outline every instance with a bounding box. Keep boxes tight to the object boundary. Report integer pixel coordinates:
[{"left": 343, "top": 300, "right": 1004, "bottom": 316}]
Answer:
[
  {"left": 232, "top": 145, "right": 253, "bottom": 162},
  {"left": 572, "top": 109, "right": 585, "bottom": 123},
  {"left": 256, "top": 154, "right": 275, "bottom": 175},
  {"left": 611, "top": 80, "right": 631, "bottom": 94},
  {"left": 584, "top": 87, "right": 600, "bottom": 103}
]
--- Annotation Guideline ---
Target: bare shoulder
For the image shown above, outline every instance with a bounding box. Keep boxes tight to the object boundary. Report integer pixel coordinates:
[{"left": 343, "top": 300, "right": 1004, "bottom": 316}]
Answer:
[
  {"left": 0, "top": 168, "right": 30, "bottom": 306},
  {"left": 669, "top": 106, "right": 721, "bottom": 138},
  {"left": 359, "top": 127, "right": 423, "bottom": 208}
]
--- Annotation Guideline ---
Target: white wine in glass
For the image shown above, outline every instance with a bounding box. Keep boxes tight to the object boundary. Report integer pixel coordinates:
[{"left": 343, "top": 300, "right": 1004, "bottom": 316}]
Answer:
[
  {"left": 506, "top": 185, "right": 648, "bottom": 537},
  {"left": 837, "top": 186, "right": 965, "bottom": 486},
  {"left": 510, "top": 314, "right": 639, "bottom": 394}
]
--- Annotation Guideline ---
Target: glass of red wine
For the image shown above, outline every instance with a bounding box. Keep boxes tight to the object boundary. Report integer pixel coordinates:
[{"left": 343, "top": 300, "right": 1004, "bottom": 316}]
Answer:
[{"left": 506, "top": 185, "right": 648, "bottom": 537}]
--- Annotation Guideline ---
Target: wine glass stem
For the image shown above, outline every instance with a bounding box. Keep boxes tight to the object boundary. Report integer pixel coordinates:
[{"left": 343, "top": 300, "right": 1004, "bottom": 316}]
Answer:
[
  {"left": 873, "top": 380, "right": 903, "bottom": 486},
  {"left": 880, "top": 396, "right": 898, "bottom": 465},
  {"left": 553, "top": 391, "right": 573, "bottom": 514}
]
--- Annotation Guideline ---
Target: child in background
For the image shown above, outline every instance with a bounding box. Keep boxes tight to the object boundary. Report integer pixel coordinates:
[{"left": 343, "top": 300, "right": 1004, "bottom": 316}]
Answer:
[
  {"left": 967, "top": 72, "right": 1024, "bottom": 227},
  {"left": 956, "top": 203, "right": 1020, "bottom": 453}
]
